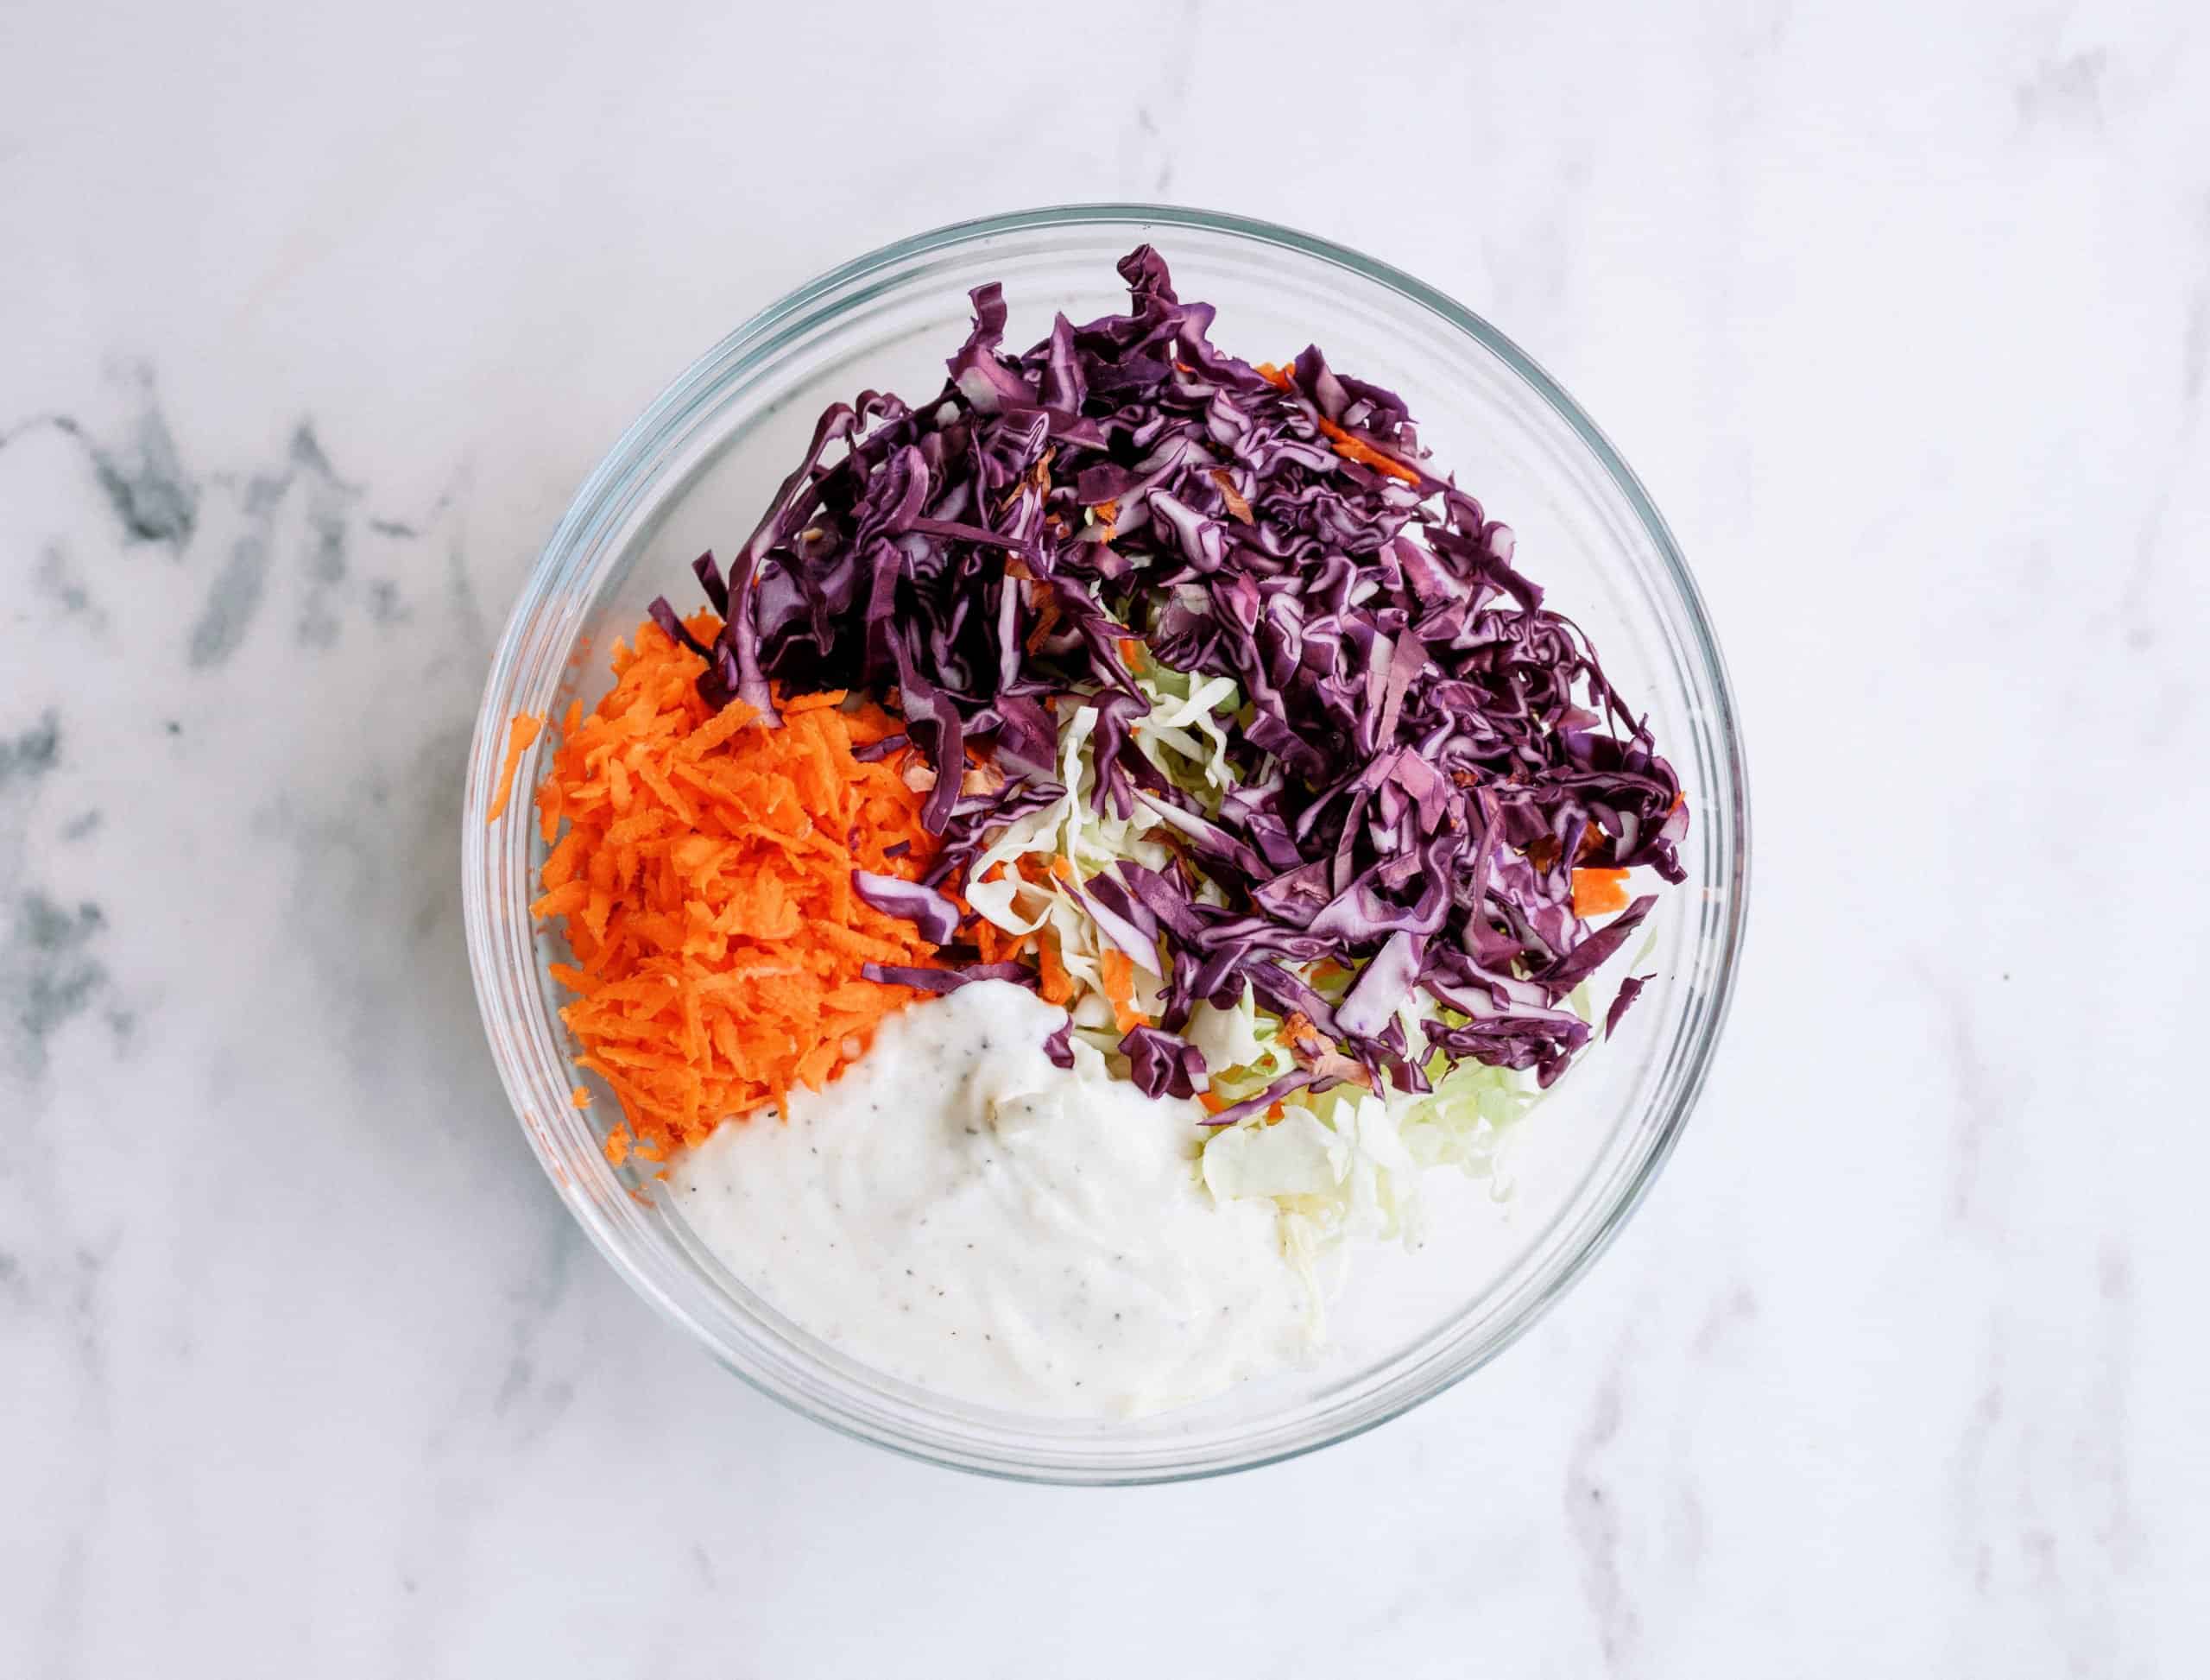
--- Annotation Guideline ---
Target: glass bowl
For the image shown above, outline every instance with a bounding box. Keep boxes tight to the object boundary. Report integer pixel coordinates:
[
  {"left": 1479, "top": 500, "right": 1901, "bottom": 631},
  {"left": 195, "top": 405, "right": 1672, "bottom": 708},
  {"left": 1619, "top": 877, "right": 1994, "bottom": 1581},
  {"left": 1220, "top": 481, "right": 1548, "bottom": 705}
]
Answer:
[{"left": 462, "top": 204, "right": 1749, "bottom": 1483}]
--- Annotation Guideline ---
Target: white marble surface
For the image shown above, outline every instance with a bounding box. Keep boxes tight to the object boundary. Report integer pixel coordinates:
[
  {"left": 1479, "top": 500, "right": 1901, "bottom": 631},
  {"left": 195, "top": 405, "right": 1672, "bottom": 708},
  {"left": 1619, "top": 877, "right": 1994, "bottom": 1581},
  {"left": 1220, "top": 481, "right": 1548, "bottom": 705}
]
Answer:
[{"left": 3, "top": 1, "right": 2207, "bottom": 1673}]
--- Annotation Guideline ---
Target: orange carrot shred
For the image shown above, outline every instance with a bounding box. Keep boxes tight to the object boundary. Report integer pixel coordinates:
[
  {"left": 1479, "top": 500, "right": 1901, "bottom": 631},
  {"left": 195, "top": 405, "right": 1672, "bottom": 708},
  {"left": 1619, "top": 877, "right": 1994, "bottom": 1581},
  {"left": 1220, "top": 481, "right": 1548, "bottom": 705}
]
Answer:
[
  {"left": 1571, "top": 868, "right": 1632, "bottom": 918},
  {"left": 1099, "top": 949, "right": 1148, "bottom": 1034},
  {"left": 1254, "top": 357, "right": 1420, "bottom": 483},
  {"left": 570, "top": 1085, "right": 591, "bottom": 1108},
  {"left": 487, "top": 713, "right": 544, "bottom": 823},
  {"left": 1316, "top": 414, "right": 1422, "bottom": 484},
  {"left": 1025, "top": 590, "right": 1063, "bottom": 654},
  {"left": 1036, "top": 933, "right": 1074, "bottom": 1007},
  {"left": 1210, "top": 468, "right": 1254, "bottom": 525}
]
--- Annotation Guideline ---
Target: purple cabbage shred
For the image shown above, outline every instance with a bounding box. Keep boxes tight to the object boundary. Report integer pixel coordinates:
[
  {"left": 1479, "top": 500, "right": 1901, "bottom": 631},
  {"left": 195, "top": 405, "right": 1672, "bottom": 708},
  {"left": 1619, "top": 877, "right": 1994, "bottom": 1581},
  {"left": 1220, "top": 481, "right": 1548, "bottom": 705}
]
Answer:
[{"left": 655, "top": 249, "right": 1683, "bottom": 1086}]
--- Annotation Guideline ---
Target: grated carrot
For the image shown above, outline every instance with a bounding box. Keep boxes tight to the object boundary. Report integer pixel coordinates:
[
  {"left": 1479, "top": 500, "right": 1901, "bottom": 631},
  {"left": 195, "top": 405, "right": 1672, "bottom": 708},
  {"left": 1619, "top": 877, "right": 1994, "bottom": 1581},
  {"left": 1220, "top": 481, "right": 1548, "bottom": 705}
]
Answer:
[
  {"left": 1254, "top": 360, "right": 1422, "bottom": 483},
  {"left": 1315, "top": 415, "right": 1422, "bottom": 484},
  {"left": 1036, "top": 932, "right": 1074, "bottom": 1007},
  {"left": 1099, "top": 949, "right": 1149, "bottom": 1034},
  {"left": 1023, "top": 586, "right": 1063, "bottom": 654},
  {"left": 512, "top": 612, "right": 944, "bottom": 1159},
  {"left": 1572, "top": 868, "right": 1632, "bottom": 918},
  {"left": 1209, "top": 467, "right": 1255, "bottom": 525},
  {"left": 973, "top": 920, "right": 1034, "bottom": 966},
  {"left": 487, "top": 713, "right": 543, "bottom": 822}
]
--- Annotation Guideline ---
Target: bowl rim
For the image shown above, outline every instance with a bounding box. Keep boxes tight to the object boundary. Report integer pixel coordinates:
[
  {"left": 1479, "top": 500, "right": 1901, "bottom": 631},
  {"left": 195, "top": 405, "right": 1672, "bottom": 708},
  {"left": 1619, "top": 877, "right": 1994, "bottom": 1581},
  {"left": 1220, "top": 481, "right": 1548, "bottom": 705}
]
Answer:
[{"left": 463, "top": 201, "right": 1752, "bottom": 1483}]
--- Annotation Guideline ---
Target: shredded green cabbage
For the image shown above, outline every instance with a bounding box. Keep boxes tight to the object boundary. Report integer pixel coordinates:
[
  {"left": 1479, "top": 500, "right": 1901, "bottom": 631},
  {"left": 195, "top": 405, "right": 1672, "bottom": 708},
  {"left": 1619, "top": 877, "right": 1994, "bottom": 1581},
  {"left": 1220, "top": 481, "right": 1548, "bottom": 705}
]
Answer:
[
  {"left": 1197, "top": 1016, "right": 1544, "bottom": 1313},
  {"left": 964, "top": 658, "right": 1241, "bottom": 1049}
]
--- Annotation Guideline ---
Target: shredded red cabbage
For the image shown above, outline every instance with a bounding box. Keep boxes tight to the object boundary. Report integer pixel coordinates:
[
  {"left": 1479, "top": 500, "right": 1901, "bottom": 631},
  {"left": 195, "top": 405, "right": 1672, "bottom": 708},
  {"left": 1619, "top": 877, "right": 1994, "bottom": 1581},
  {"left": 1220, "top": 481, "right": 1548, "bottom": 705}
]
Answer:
[
  {"left": 859, "top": 961, "right": 1038, "bottom": 995},
  {"left": 654, "top": 249, "right": 1684, "bottom": 1089},
  {"left": 1120, "top": 1024, "right": 1208, "bottom": 1102},
  {"left": 849, "top": 869, "right": 963, "bottom": 946}
]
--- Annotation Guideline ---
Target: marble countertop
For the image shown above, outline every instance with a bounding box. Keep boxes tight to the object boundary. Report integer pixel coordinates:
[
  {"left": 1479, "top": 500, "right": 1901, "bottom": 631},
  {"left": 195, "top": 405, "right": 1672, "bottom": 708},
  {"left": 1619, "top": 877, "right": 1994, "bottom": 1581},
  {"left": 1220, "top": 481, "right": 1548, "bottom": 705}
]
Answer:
[{"left": 5, "top": 2, "right": 2207, "bottom": 1673}]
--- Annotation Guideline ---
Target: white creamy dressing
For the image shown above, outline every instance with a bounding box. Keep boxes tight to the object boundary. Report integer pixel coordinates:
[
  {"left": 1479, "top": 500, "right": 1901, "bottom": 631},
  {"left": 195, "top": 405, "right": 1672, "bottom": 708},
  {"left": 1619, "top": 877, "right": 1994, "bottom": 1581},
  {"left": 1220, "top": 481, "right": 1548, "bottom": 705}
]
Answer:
[{"left": 667, "top": 982, "right": 1310, "bottom": 1417}]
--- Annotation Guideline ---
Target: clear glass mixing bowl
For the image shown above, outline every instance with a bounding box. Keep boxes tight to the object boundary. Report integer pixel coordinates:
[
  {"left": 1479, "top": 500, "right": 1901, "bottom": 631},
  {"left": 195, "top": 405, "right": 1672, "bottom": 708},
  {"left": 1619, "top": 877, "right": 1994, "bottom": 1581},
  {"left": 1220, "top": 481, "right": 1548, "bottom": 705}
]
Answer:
[{"left": 462, "top": 204, "right": 1749, "bottom": 1483}]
